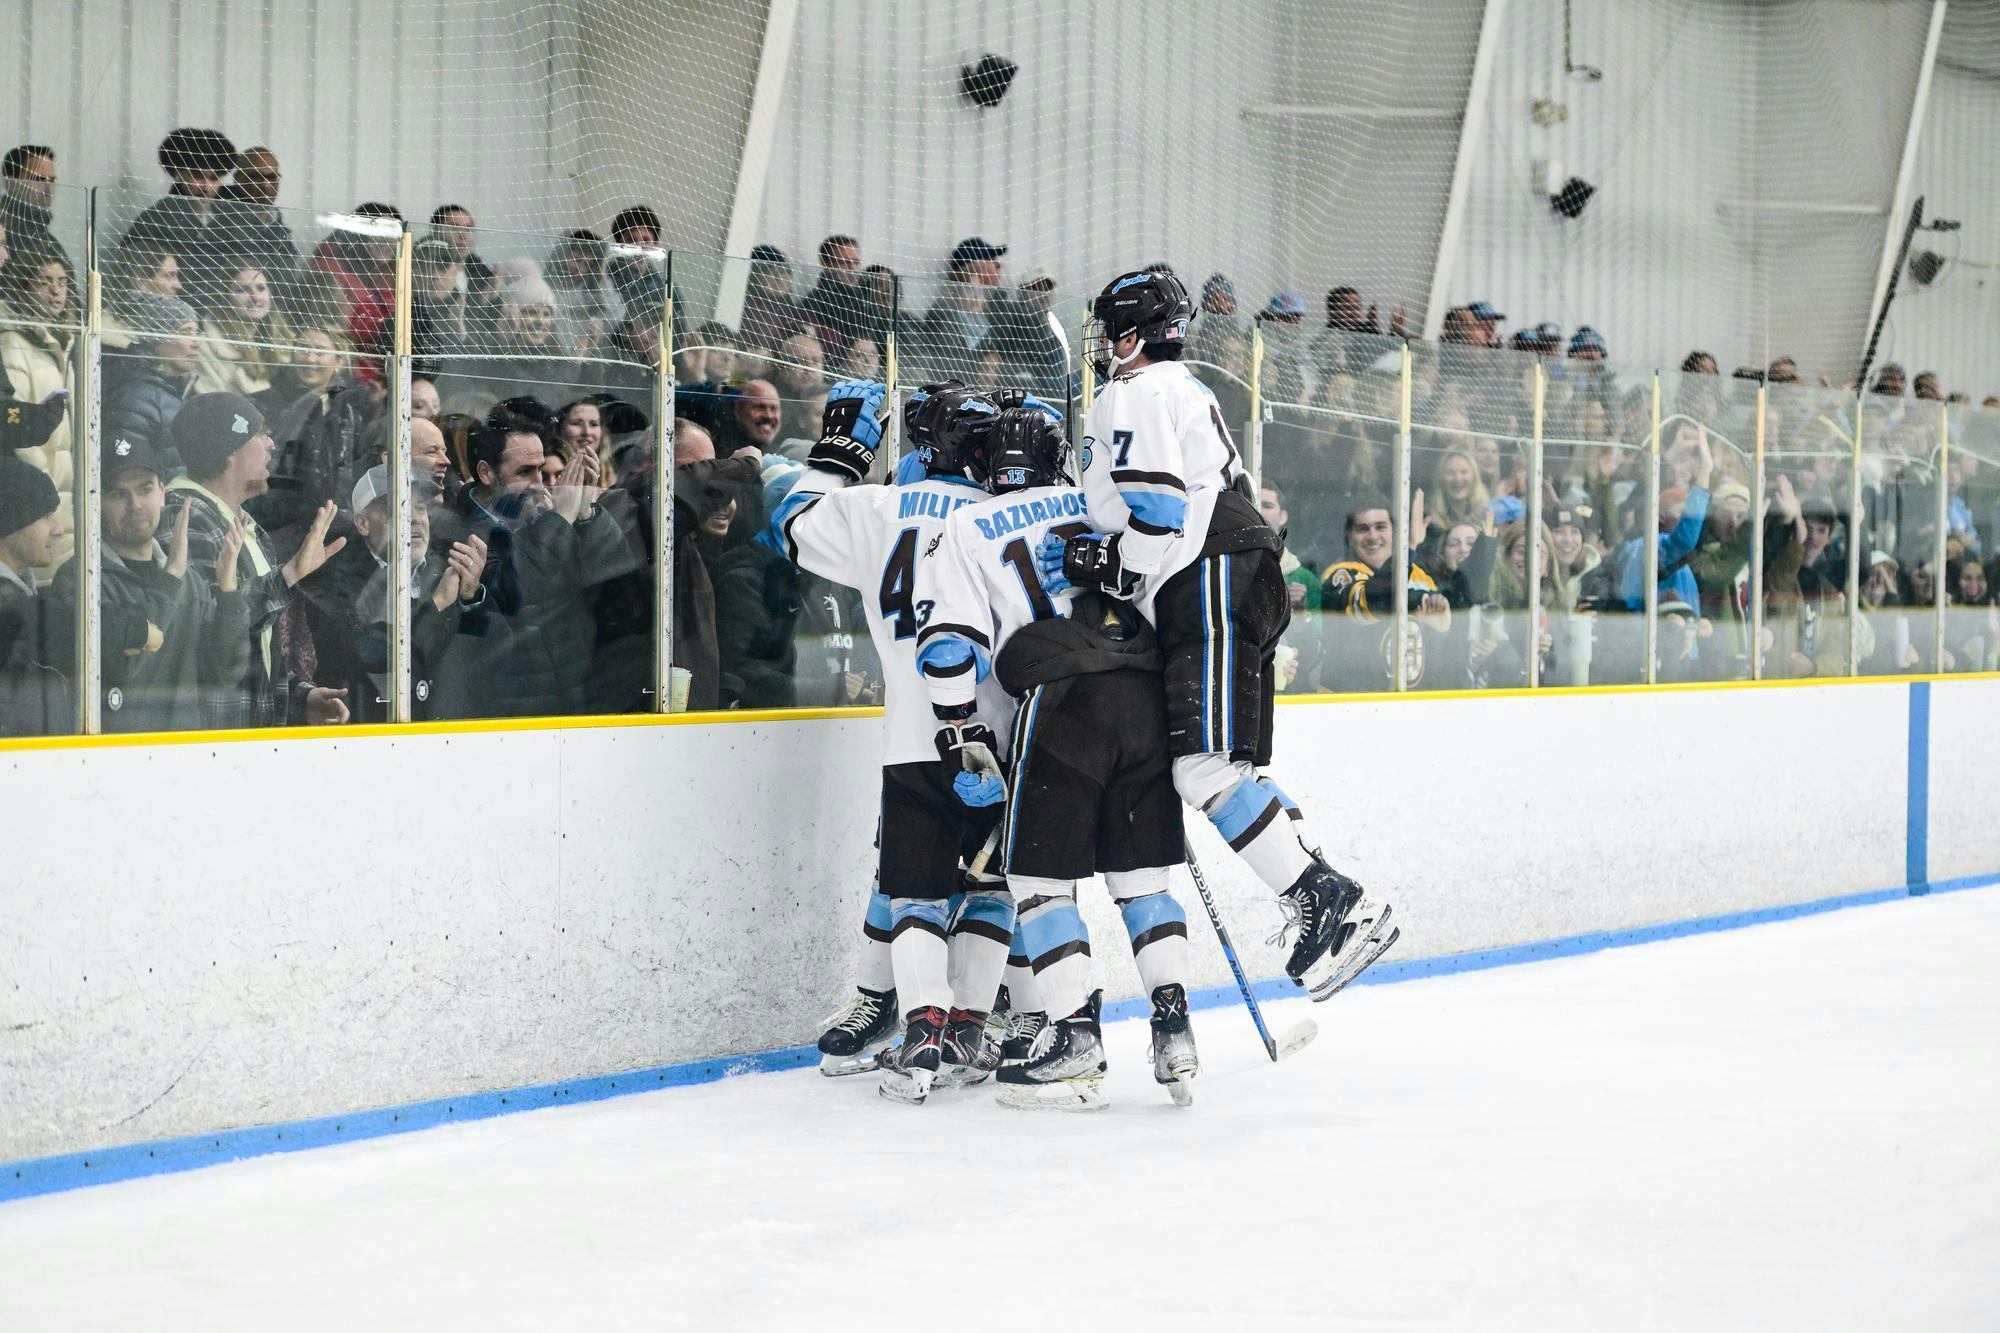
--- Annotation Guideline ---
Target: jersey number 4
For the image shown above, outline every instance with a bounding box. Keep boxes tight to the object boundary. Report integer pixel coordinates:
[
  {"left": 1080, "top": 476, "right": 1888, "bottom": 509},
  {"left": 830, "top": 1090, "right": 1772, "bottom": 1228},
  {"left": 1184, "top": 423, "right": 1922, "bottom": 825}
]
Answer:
[{"left": 880, "top": 527, "right": 932, "bottom": 640}]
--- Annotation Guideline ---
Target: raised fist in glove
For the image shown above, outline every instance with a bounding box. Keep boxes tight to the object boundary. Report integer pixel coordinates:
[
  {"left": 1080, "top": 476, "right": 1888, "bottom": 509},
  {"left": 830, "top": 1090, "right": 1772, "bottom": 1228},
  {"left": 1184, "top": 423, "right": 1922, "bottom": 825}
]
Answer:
[
  {"left": 1035, "top": 530, "right": 1139, "bottom": 600},
  {"left": 935, "top": 716, "right": 1006, "bottom": 808},
  {"left": 1, "top": 390, "right": 69, "bottom": 454},
  {"left": 989, "top": 388, "right": 1064, "bottom": 424},
  {"left": 808, "top": 379, "right": 889, "bottom": 482}
]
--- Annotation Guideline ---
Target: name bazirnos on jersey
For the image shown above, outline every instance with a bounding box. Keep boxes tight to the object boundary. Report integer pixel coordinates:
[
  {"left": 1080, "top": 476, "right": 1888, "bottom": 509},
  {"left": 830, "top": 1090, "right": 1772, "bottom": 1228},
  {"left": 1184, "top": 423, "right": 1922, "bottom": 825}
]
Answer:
[{"left": 965, "top": 489, "right": 1089, "bottom": 543}]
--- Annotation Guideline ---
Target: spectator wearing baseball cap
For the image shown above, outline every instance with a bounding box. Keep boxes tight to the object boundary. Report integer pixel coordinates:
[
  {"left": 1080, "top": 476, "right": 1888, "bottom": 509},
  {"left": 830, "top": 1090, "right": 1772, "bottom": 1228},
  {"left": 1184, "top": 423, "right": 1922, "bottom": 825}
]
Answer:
[
  {"left": 1569, "top": 326, "right": 1607, "bottom": 361},
  {"left": 52, "top": 432, "right": 253, "bottom": 731},
  {"left": 162, "top": 392, "right": 351, "bottom": 728},
  {"left": 740, "top": 243, "right": 803, "bottom": 355},
  {"left": 101, "top": 293, "right": 201, "bottom": 465},
  {"left": 0, "top": 453, "right": 72, "bottom": 733},
  {"left": 909, "top": 238, "right": 1006, "bottom": 383}
]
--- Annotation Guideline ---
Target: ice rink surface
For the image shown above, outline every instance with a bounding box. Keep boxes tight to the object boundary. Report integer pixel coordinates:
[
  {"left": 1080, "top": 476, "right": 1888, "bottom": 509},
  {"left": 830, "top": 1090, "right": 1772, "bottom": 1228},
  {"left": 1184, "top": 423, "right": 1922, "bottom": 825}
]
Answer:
[{"left": 3, "top": 889, "right": 1996, "bottom": 1332}]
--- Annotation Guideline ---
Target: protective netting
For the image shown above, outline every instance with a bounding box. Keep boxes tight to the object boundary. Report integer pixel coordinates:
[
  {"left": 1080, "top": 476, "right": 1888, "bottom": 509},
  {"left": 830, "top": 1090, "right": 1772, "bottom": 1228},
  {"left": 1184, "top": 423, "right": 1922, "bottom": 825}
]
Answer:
[
  {"left": 14, "top": 0, "right": 1997, "bottom": 390},
  {"left": 4, "top": 0, "right": 2000, "bottom": 741}
]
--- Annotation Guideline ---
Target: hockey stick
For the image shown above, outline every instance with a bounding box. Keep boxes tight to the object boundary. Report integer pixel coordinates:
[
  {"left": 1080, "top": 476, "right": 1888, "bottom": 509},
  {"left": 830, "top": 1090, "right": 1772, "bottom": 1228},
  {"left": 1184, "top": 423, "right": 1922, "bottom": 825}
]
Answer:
[{"left": 1184, "top": 844, "right": 1318, "bottom": 1062}]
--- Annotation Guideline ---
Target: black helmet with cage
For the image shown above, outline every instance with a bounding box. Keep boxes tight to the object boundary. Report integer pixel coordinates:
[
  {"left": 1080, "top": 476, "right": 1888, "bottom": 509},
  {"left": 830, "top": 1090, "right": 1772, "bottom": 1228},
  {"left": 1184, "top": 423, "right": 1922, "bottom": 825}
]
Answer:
[
  {"left": 902, "top": 380, "right": 1001, "bottom": 484},
  {"left": 1086, "top": 268, "right": 1195, "bottom": 379}
]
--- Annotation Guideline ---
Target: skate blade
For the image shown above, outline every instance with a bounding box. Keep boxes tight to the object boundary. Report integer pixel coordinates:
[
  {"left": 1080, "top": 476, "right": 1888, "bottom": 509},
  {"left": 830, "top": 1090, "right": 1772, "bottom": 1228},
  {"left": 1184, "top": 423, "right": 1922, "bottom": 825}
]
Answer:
[
  {"left": 1306, "top": 919, "right": 1400, "bottom": 1002},
  {"left": 819, "top": 1050, "right": 883, "bottom": 1077},
  {"left": 877, "top": 1066, "right": 934, "bottom": 1106},
  {"left": 1164, "top": 1073, "right": 1194, "bottom": 1107},
  {"left": 995, "top": 1077, "right": 1108, "bottom": 1111},
  {"left": 932, "top": 1064, "right": 994, "bottom": 1091}
]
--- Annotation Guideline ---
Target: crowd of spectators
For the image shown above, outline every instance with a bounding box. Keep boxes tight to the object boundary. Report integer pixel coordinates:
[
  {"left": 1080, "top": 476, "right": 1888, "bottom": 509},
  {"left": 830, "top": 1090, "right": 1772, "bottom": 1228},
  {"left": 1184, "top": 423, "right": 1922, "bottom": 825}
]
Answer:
[{"left": 1, "top": 125, "right": 1996, "bottom": 735}]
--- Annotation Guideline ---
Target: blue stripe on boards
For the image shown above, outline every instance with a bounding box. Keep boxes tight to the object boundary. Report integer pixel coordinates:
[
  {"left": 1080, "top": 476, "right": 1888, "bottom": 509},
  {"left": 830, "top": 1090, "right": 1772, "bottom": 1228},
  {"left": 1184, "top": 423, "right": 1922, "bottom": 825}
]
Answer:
[
  {"left": 7, "top": 874, "right": 1994, "bottom": 1207},
  {"left": 1907, "top": 681, "right": 1930, "bottom": 892}
]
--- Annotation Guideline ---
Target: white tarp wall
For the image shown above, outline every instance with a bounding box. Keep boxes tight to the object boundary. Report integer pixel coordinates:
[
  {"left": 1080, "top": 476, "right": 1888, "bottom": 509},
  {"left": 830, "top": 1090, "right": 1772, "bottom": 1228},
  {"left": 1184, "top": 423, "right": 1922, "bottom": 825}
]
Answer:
[{"left": 3, "top": 678, "right": 1991, "bottom": 1168}]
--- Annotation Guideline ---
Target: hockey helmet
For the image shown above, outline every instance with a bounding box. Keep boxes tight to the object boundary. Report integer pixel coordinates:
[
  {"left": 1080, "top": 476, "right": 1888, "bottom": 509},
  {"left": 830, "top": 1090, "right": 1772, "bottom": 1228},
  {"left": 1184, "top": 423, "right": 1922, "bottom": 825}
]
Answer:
[
  {"left": 1086, "top": 268, "right": 1194, "bottom": 379},
  {"left": 903, "top": 380, "right": 1001, "bottom": 483},
  {"left": 986, "top": 404, "right": 1069, "bottom": 494}
]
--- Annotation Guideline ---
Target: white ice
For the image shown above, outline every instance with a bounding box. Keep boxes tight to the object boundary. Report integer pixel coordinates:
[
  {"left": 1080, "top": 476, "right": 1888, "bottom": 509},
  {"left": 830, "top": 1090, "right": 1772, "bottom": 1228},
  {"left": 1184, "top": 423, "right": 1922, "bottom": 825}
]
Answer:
[{"left": 3, "top": 890, "right": 1997, "bottom": 1332}]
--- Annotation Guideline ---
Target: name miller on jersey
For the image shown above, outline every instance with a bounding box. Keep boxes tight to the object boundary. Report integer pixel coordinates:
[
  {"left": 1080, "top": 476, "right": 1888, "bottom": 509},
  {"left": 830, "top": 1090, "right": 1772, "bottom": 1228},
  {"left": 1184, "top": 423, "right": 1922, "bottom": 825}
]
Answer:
[
  {"left": 968, "top": 489, "right": 1089, "bottom": 542},
  {"left": 897, "top": 489, "right": 982, "bottom": 521}
]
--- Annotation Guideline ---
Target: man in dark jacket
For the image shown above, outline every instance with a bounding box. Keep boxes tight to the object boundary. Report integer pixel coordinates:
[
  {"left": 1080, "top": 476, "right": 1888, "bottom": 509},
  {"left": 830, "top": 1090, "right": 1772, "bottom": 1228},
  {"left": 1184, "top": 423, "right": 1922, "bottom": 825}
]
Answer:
[
  {"left": 430, "top": 410, "right": 642, "bottom": 718},
  {"left": 0, "top": 455, "right": 73, "bottom": 735},
  {"left": 160, "top": 393, "right": 350, "bottom": 728},
  {"left": 1, "top": 144, "right": 65, "bottom": 267},
  {"left": 51, "top": 433, "right": 251, "bottom": 732},
  {"left": 101, "top": 293, "right": 200, "bottom": 465},
  {"left": 256, "top": 368, "right": 383, "bottom": 550},
  {"left": 213, "top": 147, "right": 301, "bottom": 308},
  {"left": 119, "top": 129, "right": 240, "bottom": 306},
  {"left": 711, "top": 464, "right": 880, "bottom": 709}
]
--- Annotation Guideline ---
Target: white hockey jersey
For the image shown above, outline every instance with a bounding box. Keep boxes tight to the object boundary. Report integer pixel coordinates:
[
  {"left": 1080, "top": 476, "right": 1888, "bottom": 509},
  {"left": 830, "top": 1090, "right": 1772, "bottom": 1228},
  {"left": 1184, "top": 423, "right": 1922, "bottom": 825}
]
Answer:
[
  {"left": 915, "top": 483, "right": 1093, "bottom": 712},
  {"left": 776, "top": 471, "right": 1017, "bottom": 767},
  {"left": 1079, "top": 359, "right": 1249, "bottom": 619}
]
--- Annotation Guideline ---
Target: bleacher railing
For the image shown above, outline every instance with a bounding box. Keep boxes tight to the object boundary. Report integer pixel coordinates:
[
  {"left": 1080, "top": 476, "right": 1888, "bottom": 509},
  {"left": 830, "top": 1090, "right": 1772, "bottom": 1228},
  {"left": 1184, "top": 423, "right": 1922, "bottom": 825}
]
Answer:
[{"left": 4, "top": 185, "right": 1996, "bottom": 741}]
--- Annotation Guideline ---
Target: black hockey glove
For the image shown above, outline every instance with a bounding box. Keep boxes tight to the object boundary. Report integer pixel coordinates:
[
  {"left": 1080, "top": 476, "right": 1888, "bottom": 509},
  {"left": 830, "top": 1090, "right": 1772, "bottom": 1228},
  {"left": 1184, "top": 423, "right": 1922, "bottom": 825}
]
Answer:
[
  {"left": 1038, "top": 531, "right": 1140, "bottom": 601},
  {"left": 0, "top": 391, "right": 69, "bottom": 455},
  {"left": 807, "top": 378, "right": 888, "bottom": 482}
]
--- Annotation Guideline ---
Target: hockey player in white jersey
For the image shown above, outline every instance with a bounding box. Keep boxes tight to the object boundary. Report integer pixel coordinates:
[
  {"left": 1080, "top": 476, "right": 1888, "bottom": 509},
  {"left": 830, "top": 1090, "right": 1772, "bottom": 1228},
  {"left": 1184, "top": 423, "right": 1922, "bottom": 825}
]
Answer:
[
  {"left": 917, "top": 403, "right": 1200, "bottom": 1110},
  {"left": 1038, "top": 269, "right": 1398, "bottom": 1001},
  {"left": 768, "top": 379, "right": 1018, "bottom": 1104}
]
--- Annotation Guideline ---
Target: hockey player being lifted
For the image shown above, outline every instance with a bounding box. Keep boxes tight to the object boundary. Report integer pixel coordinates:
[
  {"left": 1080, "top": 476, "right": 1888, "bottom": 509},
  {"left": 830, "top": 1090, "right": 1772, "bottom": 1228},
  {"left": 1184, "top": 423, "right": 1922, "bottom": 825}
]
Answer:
[
  {"left": 917, "top": 403, "right": 1199, "bottom": 1111},
  {"left": 770, "top": 380, "right": 1018, "bottom": 1104},
  {"left": 1037, "top": 269, "right": 1399, "bottom": 1000}
]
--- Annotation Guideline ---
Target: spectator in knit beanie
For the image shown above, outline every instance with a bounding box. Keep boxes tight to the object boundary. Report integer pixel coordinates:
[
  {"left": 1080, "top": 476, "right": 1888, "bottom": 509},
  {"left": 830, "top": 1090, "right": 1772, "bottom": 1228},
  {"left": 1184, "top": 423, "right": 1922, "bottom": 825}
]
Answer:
[
  {"left": 0, "top": 454, "right": 73, "bottom": 733},
  {"left": 102, "top": 293, "right": 202, "bottom": 465}
]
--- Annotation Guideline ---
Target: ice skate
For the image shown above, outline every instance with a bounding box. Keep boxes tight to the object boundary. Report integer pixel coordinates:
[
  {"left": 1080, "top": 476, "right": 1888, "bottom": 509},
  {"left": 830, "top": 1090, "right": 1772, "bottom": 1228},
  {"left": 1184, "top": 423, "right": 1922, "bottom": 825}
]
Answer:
[
  {"left": 878, "top": 1007, "right": 946, "bottom": 1105},
  {"left": 1148, "top": 983, "right": 1199, "bottom": 1106},
  {"left": 816, "top": 986, "right": 899, "bottom": 1076},
  {"left": 933, "top": 1008, "right": 1002, "bottom": 1089},
  {"left": 1276, "top": 862, "right": 1398, "bottom": 1001},
  {"left": 996, "top": 991, "right": 1108, "bottom": 1110},
  {"left": 999, "top": 1006, "right": 1048, "bottom": 1067}
]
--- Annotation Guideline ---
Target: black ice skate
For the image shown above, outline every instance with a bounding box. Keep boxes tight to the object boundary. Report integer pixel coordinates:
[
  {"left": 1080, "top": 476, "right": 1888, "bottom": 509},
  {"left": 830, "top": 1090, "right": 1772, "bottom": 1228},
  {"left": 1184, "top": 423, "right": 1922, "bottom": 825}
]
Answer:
[
  {"left": 933, "top": 1008, "right": 1002, "bottom": 1090},
  {"left": 1148, "top": 983, "right": 1199, "bottom": 1106},
  {"left": 1276, "top": 861, "right": 1399, "bottom": 1001},
  {"left": 878, "top": 1006, "right": 947, "bottom": 1106},
  {"left": 995, "top": 991, "right": 1107, "bottom": 1111},
  {"left": 999, "top": 1007, "right": 1047, "bottom": 1067},
  {"left": 816, "top": 986, "right": 899, "bottom": 1077}
]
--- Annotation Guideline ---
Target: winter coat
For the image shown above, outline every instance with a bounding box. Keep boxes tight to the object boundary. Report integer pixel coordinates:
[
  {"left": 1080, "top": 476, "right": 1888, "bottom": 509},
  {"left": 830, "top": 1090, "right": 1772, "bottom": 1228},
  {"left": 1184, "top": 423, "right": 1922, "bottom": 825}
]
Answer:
[
  {"left": 712, "top": 537, "right": 875, "bottom": 709},
  {"left": 193, "top": 322, "right": 278, "bottom": 398},
  {"left": 428, "top": 489, "right": 644, "bottom": 719},
  {"left": 49, "top": 540, "right": 252, "bottom": 733},
  {"left": 121, "top": 191, "right": 233, "bottom": 304},
  {"left": 0, "top": 317, "right": 78, "bottom": 571},
  {"left": 253, "top": 381, "right": 382, "bottom": 544},
  {"left": 161, "top": 478, "right": 320, "bottom": 728},
  {"left": 101, "top": 363, "right": 194, "bottom": 463},
  {"left": 0, "top": 564, "right": 74, "bottom": 736}
]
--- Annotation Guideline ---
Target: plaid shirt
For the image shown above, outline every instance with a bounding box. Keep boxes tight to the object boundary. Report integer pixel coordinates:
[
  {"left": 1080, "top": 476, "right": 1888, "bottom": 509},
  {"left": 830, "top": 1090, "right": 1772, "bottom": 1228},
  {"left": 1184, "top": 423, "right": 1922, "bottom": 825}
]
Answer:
[{"left": 162, "top": 478, "right": 314, "bottom": 728}]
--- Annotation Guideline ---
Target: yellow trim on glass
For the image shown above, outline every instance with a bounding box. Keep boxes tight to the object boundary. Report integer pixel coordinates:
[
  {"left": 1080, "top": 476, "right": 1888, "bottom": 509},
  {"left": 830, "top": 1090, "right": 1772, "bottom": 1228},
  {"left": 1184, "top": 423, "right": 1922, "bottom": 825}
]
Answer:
[{"left": 2, "top": 672, "right": 1996, "bottom": 755}]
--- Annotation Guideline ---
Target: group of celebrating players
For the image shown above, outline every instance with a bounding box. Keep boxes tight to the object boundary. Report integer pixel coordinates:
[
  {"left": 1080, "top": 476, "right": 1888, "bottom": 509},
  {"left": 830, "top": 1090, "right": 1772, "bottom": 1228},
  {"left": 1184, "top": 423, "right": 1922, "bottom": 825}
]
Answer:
[{"left": 767, "top": 268, "right": 1399, "bottom": 1109}]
